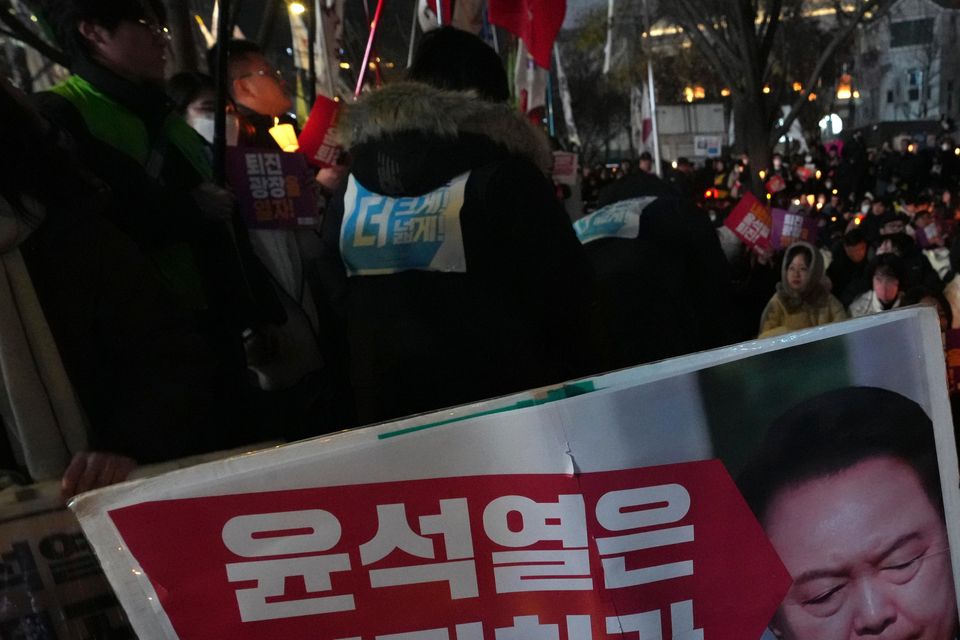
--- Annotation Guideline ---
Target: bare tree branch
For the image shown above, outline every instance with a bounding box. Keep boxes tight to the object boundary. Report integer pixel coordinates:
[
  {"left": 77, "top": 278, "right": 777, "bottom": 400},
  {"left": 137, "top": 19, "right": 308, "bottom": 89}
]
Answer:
[
  {"left": 770, "top": 0, "right": 894, "bottom": 144},
  {"left": 671, "top": 0, "right": 740, "bottom": 90},
  {"left": 758, "top": 0, "right": 784, "bottom": 63}
]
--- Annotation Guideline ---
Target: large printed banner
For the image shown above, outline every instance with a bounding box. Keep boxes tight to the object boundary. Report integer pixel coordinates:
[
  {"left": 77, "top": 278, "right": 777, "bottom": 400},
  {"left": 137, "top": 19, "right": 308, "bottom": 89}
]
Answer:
[
  {"left": 107, "top": 461, "right": 788, "bottom": 639},
  {"left": 71, "top": 309, "right": 960, "bottom": 640}
]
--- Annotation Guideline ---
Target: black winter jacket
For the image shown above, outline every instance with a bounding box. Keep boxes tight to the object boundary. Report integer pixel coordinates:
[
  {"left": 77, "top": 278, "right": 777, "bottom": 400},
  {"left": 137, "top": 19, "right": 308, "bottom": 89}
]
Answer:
[{"left": 320, "top": 82, "right": 596, "bottom": 424}]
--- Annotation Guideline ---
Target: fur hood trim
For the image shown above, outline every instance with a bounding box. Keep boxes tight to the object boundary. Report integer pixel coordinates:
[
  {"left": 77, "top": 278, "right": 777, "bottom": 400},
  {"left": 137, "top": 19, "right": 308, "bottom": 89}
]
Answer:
[{"left": 339, "top": 82, "right": 553, "bottom": 174}]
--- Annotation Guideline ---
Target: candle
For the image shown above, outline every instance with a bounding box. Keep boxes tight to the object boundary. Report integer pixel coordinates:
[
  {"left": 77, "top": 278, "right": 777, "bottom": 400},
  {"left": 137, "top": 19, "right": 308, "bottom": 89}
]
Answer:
[{"left": 269, "top": 117, "right": 299, "bottom": 152}]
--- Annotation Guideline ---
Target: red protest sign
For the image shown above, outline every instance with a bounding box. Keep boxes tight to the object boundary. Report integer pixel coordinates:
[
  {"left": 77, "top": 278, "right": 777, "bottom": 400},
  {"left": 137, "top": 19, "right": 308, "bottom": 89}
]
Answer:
[
  {"left": 107, "top": 461, "right": 789, "bottom": 640},
  {"left": 765, "top": 175, "right": 786, "bottom": 194},
  {"left": 298, "top": 96, "right": 342, "bottom": 169},
  {"left": 724, "top": 193, "right": 772, "bottom": 250}
]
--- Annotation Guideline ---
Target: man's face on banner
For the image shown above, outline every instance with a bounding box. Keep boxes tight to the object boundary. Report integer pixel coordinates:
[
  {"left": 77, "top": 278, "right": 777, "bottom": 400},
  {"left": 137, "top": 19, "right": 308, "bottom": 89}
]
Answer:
[{"left": 764, "top": 456, "right": 957, "bottom": 640}]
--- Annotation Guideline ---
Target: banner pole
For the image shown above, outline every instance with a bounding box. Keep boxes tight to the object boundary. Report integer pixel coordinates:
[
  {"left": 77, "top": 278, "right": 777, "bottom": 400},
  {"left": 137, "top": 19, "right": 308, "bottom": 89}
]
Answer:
[
  {"left": 643, "top": 0, "right": 662, "bottom": 176},
  {"left": 213, "top": 0, "right": 232, "bottom": 185},
  {"left": 354, "top": 0, "right": 386, "bottom": 98},
  {"left": 406, "top": 0, "right": 418, "bottom": 67}
]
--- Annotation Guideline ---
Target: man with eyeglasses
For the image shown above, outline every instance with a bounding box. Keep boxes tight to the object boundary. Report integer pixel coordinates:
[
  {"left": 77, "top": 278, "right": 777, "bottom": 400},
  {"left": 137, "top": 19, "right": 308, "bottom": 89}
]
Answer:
[
  {"left": 738, "top": 387, "right": 959, "bottom": 640},
  {"left": 30, "top": 0, "right": 286, "bottom": 489},
  {"left": 214, "top": 39, "right": 295, "bottom": 150}
]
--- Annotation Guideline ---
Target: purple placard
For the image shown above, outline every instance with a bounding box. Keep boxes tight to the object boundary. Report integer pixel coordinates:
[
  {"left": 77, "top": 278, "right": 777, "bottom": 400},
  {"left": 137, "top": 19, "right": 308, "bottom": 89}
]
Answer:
[
  {"left": 770, "top": 208, "right": 818, "bottom": 249},
  {"left": 226, "top": 148, "right": 319, "bottom": 230}
]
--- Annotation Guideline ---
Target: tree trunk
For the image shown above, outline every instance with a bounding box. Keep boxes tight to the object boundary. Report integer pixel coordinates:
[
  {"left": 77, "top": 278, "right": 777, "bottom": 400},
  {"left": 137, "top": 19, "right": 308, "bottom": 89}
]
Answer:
[
  {"left": 166, "top": 0, "right": 197, "bottom": 72},
  {"left": 735, "top": 96, "right": 773, "bottom": 197}
]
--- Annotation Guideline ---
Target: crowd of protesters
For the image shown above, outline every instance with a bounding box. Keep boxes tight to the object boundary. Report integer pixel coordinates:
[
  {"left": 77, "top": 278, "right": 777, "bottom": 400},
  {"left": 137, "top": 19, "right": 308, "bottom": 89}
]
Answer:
[
  {"left": 2, "top": 0, "right": 959, "bottom": 498},
  {"left": 579, "top": 134, "right": 960, "bottom": 341}
]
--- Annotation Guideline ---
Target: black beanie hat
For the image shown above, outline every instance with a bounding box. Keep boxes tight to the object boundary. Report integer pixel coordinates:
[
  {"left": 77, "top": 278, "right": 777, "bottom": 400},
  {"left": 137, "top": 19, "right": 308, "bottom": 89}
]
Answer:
[{"left": 408, "top": 27, "right": 510, "bottom": 103}]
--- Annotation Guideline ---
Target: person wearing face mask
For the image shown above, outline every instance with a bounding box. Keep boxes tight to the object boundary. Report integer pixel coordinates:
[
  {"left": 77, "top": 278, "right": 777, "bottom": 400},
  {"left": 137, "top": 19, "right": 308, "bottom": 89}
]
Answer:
[
  {"left": 167, "top": 71, "right": 239, "bottom": 146},
  {"left": 759, "top": 241, "right": 847, "bottom": 338},
  {"left": 848, "top": 254, "right": 905, "bottom": 317}
]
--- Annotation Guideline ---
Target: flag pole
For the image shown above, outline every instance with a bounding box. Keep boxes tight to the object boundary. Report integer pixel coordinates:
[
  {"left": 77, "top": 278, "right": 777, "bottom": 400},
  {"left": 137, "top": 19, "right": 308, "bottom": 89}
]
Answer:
[
  {"left": 354, "top": 0, "right": 386, "bottom": 97},
  {"left": 406, "top": 0, "right": 418, "bottom": 67},
  {"left": 546, "top": 72, "right": 556, "bottom": 138},
  {"left": 213, "top": 0, "right": 231, "bottom": 185},
  {"left": 643, "top": 0, "right": 662, "bottom": 176},
  {"left": 602, "top": 0, "right": 614, "bottom": 74},
  {"left": 306, "top": 0, "right": 318, "bottom": 107}
]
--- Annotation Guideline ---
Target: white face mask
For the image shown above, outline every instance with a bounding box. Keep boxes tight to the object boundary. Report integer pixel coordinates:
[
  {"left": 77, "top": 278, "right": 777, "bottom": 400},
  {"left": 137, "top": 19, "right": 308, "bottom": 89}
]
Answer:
[
  {"left": 861, "top": 203, "right": 871, "bottom": 214},
  {"left": 188, "top": 113, "right": 239, "bottom": 146}
]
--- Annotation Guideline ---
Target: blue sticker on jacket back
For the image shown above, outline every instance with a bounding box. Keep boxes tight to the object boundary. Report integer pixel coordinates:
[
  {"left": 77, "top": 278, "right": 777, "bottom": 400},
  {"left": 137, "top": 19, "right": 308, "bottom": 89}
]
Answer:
[
  {"left": 573, "top": 196, "right": 657, "bottom": 244},
  {"left": 340, "top": 173, "right": 469, "bottom": 276}
]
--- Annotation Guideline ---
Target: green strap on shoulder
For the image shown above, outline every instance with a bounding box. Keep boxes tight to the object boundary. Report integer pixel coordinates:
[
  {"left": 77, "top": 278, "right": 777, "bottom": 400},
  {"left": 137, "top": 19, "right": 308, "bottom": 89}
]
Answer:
[{"left": 50, "top": 75, "right": 212, "bottom": 180}]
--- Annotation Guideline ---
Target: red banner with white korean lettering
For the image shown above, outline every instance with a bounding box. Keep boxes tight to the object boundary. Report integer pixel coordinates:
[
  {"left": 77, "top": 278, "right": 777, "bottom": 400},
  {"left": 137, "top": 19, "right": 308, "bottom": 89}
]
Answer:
[
  {"left": 724, "top": 193, "right": 773, "bottom": 251},
  {"left": 107, "top": 460, "right": 790, "bottom": 639},
  {"left": 298, "top": 96, "right": 343, "bottom": 169}
]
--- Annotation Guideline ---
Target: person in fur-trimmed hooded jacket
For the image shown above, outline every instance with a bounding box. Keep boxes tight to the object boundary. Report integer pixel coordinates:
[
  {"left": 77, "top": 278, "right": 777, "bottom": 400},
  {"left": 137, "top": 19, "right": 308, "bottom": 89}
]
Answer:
[
  {"left": 319, "top": 27, "right": 596, "bottom": 425},
  {"left": 759, "top": 241, "right": 847, "bottom": 338}
]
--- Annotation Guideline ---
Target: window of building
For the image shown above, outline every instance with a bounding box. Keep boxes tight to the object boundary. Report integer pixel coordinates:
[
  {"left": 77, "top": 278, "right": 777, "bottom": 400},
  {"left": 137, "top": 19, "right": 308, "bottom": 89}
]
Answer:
[
  {"left": 890, "top": 18, "right": 935, "bottom": 47},
  {"left": 887, "top": 89, "right": 895, "bottom": 103},
  {"left": 908, "top": 69, "right": 923, "bottom": 102}
]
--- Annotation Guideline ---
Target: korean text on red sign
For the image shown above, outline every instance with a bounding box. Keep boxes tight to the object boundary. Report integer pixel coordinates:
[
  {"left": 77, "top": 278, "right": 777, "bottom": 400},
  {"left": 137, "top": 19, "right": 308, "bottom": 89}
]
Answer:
[
  {"left": 724, "top": 193, "right": 773, "bottom": 250},
  {"left": 107, "top": 461, "right": 789, "bottom": 640}
]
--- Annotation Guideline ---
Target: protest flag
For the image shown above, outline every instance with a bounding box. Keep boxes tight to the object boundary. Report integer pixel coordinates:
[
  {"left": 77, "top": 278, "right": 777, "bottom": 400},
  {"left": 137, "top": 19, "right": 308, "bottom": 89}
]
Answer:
[
  {"left": 514, "top": 40, "right": 548, "bottom": 117},
  {"left": 489, "top": 0, "right": 565, "bottom": 69},
  {"left": 630, "top": 82, "right": 653, "bottom": 155},
  {"left": 553, "top": 44, "right": 581, "bottom": 147}
]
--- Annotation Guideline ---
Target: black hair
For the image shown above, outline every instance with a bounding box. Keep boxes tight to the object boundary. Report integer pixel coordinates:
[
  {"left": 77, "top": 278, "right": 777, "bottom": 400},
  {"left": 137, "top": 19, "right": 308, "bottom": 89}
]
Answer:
[
  {"left": 784, "top": 243, "right": 813, "bottom": 267},
  {"left": 39, "top": 0, "right": 166, "bottom": 62},
  {"left": 843, "top": 227, "right": 866, "bottom": 246},
  {"left": 206, "top": 39, "right": 264, "bottom": 80},
  {"left": 870, "top": 252, "right": 905, "bottom": 282},
  {"left": 167, "top": 71, "right": 214, "bottom": 115},
  {"left": 737, "top": 387, "right": 942, "bottom": 525},
  {"left": 408, "top": 27, "right": 509, "bottom": 102}
]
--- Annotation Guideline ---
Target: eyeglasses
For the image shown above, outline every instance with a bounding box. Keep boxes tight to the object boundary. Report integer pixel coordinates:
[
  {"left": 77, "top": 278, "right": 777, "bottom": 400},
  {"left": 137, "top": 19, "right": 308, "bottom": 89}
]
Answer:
[
  {"left": 241, "top": 68, "right": 284, "bottom": 82},
  {"left": 136, "top": 18, "right": 172, "bottom": 41}
]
